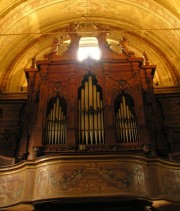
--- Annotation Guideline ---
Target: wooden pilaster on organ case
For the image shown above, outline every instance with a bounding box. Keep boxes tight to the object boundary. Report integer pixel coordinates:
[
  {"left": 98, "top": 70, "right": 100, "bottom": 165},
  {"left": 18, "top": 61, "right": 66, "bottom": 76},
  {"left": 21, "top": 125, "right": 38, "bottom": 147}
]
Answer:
[
  {"left": 66, "top": 65, "right": 77, "bottom": 146},
  {"left": 128, "top": 59, "right": 149, "bottom": 145},
  {"left": 103, "top": 64, "right": 116, "bottom": 145},
  {"left": 141, "top": 63, "right": 167, "bottom": 150},
  {"left": 18, "top": 65, "right": 38, "bottom": 160},
  {"left": 140, "top": 63, "right": 156, "bottom": 147},
  {"left": 27, "top": 62, "right": 49, "bottom": 159}
]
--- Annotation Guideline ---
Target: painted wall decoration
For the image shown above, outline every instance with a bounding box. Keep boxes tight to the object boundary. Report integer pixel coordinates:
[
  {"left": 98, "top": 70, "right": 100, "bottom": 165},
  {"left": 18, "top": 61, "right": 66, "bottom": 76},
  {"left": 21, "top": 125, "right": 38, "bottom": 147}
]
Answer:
[
  {"left": 34, "top": 160, "right": 150, "bottom": 200},
  {"left": 158, "top": 167, "right": 180, "bottom": 201},
  {"left": 0, "top": 155, "right": 180, "bottom": 208},
  {"left": 0, "top": 173, "right": 24, "bottom": 206}
]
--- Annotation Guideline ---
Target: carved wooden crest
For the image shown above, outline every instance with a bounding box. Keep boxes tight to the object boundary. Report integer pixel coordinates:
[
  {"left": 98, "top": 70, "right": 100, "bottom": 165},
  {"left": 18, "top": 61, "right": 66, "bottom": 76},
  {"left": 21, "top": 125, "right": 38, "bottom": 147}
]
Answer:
[{"left": 48, "top": 81, "right": 67, "bottom": 101}]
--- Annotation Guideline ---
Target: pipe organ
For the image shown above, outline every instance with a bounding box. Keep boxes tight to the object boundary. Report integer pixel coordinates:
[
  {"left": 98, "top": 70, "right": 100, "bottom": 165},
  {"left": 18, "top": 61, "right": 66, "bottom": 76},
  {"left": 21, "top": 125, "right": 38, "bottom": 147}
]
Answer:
[
  {"left": 1, "top": 27, "right": 174, "bottom": 211},
  {"left": 44, "top": 95, "right": 67, "bottom": 145},
  {"left": 115, "top": 94, "right": 139, "bottom": 143},
  {"left": 78, "top": 73, "right": 104, "bottom": 145},
  {"left": 18, "top": 32, "right": 167, "bottom": 159}
]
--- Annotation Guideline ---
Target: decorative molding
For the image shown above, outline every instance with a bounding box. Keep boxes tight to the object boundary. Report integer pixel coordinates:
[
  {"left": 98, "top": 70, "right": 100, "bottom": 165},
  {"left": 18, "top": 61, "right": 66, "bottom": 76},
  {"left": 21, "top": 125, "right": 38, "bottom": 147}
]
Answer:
[
  {"left": 125, "top": 31, "right": 179, "bottom": 85},
  {"left": 1, "top": 154, "right": 179, "bottom": 208},
  {"left": 48, "top": 81, "right": 68, "bottom": 101}
]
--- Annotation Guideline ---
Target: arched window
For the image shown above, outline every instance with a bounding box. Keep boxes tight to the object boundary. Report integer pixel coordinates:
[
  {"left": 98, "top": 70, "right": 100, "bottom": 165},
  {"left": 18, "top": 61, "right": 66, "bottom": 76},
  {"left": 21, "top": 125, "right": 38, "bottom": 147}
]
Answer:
[
  {"left": 44, "top": 95, "right": 67, "bottom": 145},
  {"left": 114, "top": 93, "right": 139, "bottom": 143},
  {"left": 78, "top": 73, "right": 104, "bottom": 144},
  {"left": 77, "top": 37, "right": 101, "bottom": 61}
]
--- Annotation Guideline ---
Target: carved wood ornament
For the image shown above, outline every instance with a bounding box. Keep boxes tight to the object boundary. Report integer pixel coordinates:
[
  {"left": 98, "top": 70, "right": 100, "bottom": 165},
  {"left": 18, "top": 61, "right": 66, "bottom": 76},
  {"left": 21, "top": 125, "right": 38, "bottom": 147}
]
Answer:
[{"left": 18, "top": 23, "right": 167, "bottom": 159}]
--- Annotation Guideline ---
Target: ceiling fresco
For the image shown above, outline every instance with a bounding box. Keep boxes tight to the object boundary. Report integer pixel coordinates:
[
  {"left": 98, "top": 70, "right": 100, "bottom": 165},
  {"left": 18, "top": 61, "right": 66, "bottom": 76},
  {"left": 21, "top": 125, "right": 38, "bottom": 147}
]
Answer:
[{"left": 0, "top": 0, "right": 179, "bottom": 92}]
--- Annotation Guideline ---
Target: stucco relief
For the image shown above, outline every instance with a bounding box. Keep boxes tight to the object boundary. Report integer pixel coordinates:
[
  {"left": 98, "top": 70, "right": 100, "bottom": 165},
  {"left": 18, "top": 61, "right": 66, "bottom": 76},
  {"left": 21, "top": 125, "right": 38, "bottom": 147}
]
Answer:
[
  {"left": 0, "top": 0, "right": 179, "bottom": 92},
  {"left": 130, "top": 0, "right": 179, "bottom": 27},
  {"left": 0, "top": 16, "right": 34, "bottom": 53},
  {"left": 64, "top": 0, "right": 110, "bottom": 15},
  {"left": 0, "top": 0, "right": 16, "bottom": 13},
  {"left": 0, "top": 0, "right": 179, "bottom": 33},
  {"left": 0, "top": 174, "right": 24, "bottom": 206},
  {"left": 0, "top": 0, "right": 54, "bottom": 32}
]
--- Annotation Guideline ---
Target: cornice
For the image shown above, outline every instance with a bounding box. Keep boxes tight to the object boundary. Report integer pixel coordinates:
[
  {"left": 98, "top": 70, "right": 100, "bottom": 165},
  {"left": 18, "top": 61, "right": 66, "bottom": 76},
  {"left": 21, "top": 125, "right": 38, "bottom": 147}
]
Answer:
[
  {"left": 0, "top": 92, "right": 27, "bottom": 101},
  {"left": 0, "top": 153, "right": 180, "bottom": 173},
  {"left": 154, "top": 86, "right": 180, "bottom": 95}
]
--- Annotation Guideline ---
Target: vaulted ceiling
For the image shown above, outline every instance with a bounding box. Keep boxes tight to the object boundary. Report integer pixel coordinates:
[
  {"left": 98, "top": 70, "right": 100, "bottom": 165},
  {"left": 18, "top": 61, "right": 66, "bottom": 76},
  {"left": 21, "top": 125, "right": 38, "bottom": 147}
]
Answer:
[{"left": 0, "top": 0, "right": 179, "bottom": 92}]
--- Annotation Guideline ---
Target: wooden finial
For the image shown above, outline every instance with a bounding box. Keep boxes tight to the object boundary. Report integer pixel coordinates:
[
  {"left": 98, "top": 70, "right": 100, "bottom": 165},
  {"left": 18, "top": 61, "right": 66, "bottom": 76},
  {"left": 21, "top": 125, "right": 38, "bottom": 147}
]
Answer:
[
  {"left": 31, "top": 56, "right": 36, "bottom": 68},
  {"left": 143, "top": 51, "right": 149, "bottom": 65},
  {"left": 118, "top": 36, "right": 134, "bottom": 56}
]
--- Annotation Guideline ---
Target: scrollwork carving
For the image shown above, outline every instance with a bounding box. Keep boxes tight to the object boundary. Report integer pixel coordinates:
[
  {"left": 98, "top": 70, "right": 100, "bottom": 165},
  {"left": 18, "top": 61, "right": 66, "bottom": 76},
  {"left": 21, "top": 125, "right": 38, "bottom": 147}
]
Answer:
[
  {"left": 118, "top": 36, "right": 135, "bottom": 56},
  {"left": 17, "top": 152, "right": 29, "bottom": 162},
  {"left": 34, "top": 146, "right": 44, "bottom": 158},
  {"left": 99, "top": 168, "right": 133, "bottom": 189},
  {"left": 44, "top": 37, "right": 63, "bottom": 59},
  {"left": 37, "top": 167, "right": 84, "bottom": 191},
  {"left": 48, "top": 81, "right": 67, "bottom": 101}
]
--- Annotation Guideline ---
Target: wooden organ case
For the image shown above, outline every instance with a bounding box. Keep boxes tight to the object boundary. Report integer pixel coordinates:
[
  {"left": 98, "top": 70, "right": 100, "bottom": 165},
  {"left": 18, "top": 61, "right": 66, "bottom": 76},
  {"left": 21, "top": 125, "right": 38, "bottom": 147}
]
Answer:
[{"left": 18, "top": 30, "right": 167, "bottom": 160}]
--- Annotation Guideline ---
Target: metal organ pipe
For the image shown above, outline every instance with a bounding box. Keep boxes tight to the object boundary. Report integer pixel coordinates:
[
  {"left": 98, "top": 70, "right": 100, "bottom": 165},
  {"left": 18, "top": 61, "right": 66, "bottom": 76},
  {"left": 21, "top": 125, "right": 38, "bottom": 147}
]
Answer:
[
  {"left": 81, "top": 89, "right": 85, "bottom": 144},
  {"left": 100, "top": 100, "right": 104, "bottom": 143},
  {"left": 78, "top": 74, "right": 104, "bottom": 145},
  {"left": 115, "top": 95, "right": 139, "bottom": 143},
  {"left": 88, "top": 76, "right": 93, "bottom": 144},
  {"left": 93, "top": 85, "right": 98, "bottom": 144},
  {"left": 44, "top": 97, "right": 66, "bottom": 145},
  {"left": 84, "top": 81, "right": 89, "bottom": 144},
  {"left": 97, "top": 92, "right": 101, "bottom": 144}
]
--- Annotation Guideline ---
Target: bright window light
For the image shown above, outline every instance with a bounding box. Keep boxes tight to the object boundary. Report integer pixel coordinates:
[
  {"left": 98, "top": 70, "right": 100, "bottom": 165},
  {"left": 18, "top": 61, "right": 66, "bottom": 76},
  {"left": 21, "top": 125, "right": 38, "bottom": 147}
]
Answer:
[
  {"left": 77, "top": 47, "right": 100, "bottom": 61},
  {"left": 77, "top": 37, "right": 101, "bottom": 61}
]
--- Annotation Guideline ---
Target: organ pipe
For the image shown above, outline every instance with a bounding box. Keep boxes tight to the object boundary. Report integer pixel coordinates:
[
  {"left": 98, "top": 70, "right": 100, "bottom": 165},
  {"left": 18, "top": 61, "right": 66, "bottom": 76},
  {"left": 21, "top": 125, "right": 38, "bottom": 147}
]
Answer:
[
  {"left": 97, "top": 92, "right": 101, "bottom": 143},
  {"left": 101, "top": 100, "right": 104, "bottom": 143},
  {"left": 85, "top": 81, "right": 89, "bottom": 144},
  {"left": 44, "top": 96, "right": 66, "bottom": 145},
  {"left": 81, "top": 89, "right": 85, "bottom": 144},
  {"left": 93, "top": 85, "right": 98, "bottom": 144},
  {"left": 89, "top": 76, "right": 93, "bottom": 144},
  {"left": 115, "top": 95, "right": 139, "bottom": 143},
  {"left": 78, "top": 74, "right": 104, "bottom": 145}
]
